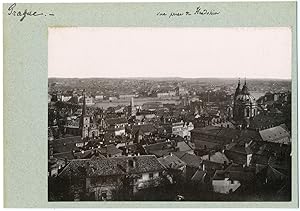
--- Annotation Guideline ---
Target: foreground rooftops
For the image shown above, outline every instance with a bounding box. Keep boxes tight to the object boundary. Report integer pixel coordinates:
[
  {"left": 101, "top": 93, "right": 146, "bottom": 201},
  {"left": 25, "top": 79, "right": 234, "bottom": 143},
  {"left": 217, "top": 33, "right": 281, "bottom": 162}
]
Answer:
[{"left": 58, "top": 155, "right": 165, "bottom": 178}]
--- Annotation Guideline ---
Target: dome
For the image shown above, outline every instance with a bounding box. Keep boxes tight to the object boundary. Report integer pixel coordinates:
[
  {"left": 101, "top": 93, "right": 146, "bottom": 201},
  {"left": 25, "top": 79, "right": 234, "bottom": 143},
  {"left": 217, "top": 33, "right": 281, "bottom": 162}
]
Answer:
[{"left": 236, "top": 93, "right": 257, "bottom": 105}]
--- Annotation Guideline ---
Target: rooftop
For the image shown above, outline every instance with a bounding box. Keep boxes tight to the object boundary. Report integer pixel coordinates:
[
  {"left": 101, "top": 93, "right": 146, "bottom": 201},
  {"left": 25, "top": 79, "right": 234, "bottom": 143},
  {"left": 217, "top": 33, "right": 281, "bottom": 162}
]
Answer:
[{"left": 59, "top": 155, "right": 165, "bottom": 178}]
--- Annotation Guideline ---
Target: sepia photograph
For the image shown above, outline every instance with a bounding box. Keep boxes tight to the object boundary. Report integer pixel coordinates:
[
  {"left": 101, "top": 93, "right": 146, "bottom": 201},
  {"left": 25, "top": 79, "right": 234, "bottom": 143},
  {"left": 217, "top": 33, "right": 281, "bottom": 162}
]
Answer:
[{"left": 47, "top": 27, "right": 292, "bottom": 201}]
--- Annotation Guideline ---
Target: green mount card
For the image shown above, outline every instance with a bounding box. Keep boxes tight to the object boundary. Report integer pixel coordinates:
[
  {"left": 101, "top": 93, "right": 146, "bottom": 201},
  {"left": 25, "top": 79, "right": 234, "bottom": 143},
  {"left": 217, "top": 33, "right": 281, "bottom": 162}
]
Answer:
[{"left": 3, "top": 2, "right": 298, "bottom": 208}]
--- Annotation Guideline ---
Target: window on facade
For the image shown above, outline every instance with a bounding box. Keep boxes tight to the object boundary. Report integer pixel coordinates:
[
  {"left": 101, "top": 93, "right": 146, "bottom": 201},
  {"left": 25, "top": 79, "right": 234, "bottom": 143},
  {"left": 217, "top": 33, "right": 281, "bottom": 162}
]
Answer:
[
  {"left": 246, "top": 108, "right": 250, "bottom": 117},
  {"left": 128, "top": 160, "right": 134, "bottom": 168}
]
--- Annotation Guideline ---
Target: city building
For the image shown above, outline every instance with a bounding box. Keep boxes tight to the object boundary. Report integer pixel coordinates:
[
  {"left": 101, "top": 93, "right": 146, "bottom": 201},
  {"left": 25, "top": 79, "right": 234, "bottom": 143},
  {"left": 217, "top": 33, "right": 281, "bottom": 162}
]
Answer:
[{"left": 233, "top": 79, "right": 258, "bottom": 128}]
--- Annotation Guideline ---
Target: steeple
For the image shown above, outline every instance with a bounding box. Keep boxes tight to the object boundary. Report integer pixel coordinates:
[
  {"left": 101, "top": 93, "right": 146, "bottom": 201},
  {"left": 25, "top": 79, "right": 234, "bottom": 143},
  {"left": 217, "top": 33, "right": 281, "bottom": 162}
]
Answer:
[
  {"left": 80, "top": 89, "right": 89, "bottom": 139},
  {"left": 234, "top": 78, "right": 241, "bottom": 99},
  {"left": 82, "top": 89, "right": 86, "bottom": 116},
  {"left": 241, "top": 78, "right": 249, "bottom": 94},
  {"left": 130, "top": 97, "right": 136, "bottom": 116}
]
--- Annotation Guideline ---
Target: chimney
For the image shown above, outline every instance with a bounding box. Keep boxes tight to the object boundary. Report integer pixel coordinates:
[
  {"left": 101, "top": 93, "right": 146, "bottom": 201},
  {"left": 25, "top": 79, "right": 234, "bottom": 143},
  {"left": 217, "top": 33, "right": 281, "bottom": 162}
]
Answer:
[{"left": 202, "top": 163, "right": 205, "bottom": 171}]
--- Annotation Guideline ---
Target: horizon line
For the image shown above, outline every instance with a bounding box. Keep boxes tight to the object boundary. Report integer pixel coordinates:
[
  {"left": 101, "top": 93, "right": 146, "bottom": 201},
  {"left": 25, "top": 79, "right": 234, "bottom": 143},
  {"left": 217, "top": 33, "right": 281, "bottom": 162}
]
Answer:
[{"left": 48, "top": 76, "right": 292, "bottom": 80}]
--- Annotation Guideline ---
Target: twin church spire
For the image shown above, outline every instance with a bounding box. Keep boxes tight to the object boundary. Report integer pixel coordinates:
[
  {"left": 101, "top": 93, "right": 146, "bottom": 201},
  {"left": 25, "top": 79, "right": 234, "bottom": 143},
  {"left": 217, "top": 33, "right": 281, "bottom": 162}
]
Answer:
[{"left": 235, "top": 78, "right": 249, "bottom": 97}]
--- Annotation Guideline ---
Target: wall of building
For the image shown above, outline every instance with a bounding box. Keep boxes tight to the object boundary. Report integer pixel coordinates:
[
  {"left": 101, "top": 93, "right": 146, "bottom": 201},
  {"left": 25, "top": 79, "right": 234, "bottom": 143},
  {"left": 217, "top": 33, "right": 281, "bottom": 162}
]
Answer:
[
  {"left": 134, "top": 172, "right": 161, "bottom": 192},
  {"left": 86, "top": 176, "right": 122, "bottom": 200},
  {"left": 212, "top": 179, "right": 240, "bottom": 194}
]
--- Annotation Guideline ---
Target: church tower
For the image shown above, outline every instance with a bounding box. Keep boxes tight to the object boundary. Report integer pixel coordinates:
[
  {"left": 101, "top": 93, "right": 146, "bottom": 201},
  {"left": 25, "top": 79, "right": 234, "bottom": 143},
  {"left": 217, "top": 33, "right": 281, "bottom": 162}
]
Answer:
[
  {"left": 130, "top": 97, "right": 136, "bottom": 117},
  {"left": 234, "top": 78, "right": 241, "bottom": 100},
  {"left": 233, "top": 78, "right": 241, "bottom": 120},
  {"left": 233, "top": 79, "right": 257, "bottom": 128},
  {"left": 80, "top": 89, "right": 90, "bottom": 139}
]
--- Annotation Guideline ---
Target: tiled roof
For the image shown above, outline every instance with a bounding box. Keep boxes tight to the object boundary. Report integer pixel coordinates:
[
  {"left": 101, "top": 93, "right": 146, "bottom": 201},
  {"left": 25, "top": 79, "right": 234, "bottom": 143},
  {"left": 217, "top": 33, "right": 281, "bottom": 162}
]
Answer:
[
  {"left": 73, "top": 149, "right": 94, "bottom": 159},
  {"left": 58, "top": 155, "right": 165, "bottom": 178},
  {"left": 249, "top": 113, "right": 286, "bottom": 130},
  {"left": 259, "top": 126, "right": 290, "bottom": 144},
  {"left": 177, "top": 141, "right": 193, "bottom": 152},
  {"left": 53, "top": 136, "right": 82, "bottom": 146},
  {"left": 191, "top": 126, "right": 241, "bottom": 140},
  {"left": 131, "top": 124, "right": 157, "bottom": 135},
  {"left": 228, "top": 144, "right": 253, "bottom": 155},
  {"left": 192, "top": 126, "right": 261, "bottom": 142},
  {"left": 203, "top": 152, "right": 229, "bottom": 164},
  {"left": 150, "top": 149, "right": 174, "bottom": 157},
  {"left": 52, "top": 136, "right": 83, "bottom": 153},
  {"left": 224, "top": 150, "right": 248, "bottom": 165},
  {"left": 143, "top": 141, "right": 175, "bottom": 152},
  {"left": 202, "top": 159, "right": 224, "bottom": 173},
  {"left": 194, "top": 140, "right": 220, "bottom": 149},
  {"left": 191, "top": 169, "right": 206, "bottom": 181},
  {"left": 173, "top": 152, "right": 202, "bottom": 168},
  {"left": 158, "top": 155, "right": 186, "bottom": 169},
  {"left": 213, "top": 169, "right": 255, "bottom": 183},
  {"left": 97, "top": 144, "right": 123, "bottom": 156},
  {"left": 106, "top": 117, "right": 128, "bottom": 126}
]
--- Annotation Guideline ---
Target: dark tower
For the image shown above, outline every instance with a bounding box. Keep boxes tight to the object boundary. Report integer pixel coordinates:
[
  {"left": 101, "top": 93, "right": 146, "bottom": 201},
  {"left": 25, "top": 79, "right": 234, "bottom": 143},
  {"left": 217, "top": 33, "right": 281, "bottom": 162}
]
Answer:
[
  {"left": 80, "top": 89, "right": 90, "bottom": 139},
  {"left": 130, "top": 97, "right": 136, "bottom": 117},
  {"left": 234, "top": 78, "right": 241, "bottom": 100},
  {"left": 233, "top": 78, "right": 241, "bottom": 121}
]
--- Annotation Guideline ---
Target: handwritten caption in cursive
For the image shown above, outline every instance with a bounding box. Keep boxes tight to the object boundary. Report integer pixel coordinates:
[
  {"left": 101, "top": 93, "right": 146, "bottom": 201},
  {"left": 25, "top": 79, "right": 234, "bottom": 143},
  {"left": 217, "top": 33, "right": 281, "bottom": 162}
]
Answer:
[
  {"left": 7, "top": 3, "right": 55, "bottom": 22},
  {"left": 157, "top": 7, "right": 220, "bottom": 18}
]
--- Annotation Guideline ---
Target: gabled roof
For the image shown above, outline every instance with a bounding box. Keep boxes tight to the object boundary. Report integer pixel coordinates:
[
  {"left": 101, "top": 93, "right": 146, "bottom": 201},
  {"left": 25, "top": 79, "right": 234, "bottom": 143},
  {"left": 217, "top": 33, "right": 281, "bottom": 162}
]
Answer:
[
  {"left": 58, "top": 155, "right": 165, "bottom": 178},
  {"left": 224, "top": 149, "right": 250, "bottom": 165},
  {"left": 212, "top": 169, "right": 255, "bottom": 183},
  {"left": 149, "top": 149, "right": 174, "bottom": 157},
  {"left": 158, "top": 155, "right": 186, "bottom": 169},
  {"left": 131, "top": 124, "right": 157, "bottom": 135},
  {"left": 202, "top": 159, "right": 224, "bottom": 172},
  {"left": 203, "top": 152, "right": 229, "bottom": 164},
  {"left": 177, "top": 141, "right": 193, "bottom": 152},
  {"left": 228, "top": 145, "right": 253, "bottom": 155},
  {"left": 173, "top": 152, "right": 202, "bottom": 168},
  {"left": 259, "top": 126, "right": 290, "bottom": 144},
  {"left": 96, "top": 144, "right": 123, "bottom": 156},
  {"left": 191, "top": 169, "right": 207, "bottom": 181}
]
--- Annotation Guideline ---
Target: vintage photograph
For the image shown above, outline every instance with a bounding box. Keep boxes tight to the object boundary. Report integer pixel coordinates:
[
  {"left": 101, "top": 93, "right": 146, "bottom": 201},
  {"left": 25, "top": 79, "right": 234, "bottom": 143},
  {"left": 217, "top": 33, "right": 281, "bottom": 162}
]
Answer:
[{"left": 48, "top": 27, "right": 292, "bottom": 201}]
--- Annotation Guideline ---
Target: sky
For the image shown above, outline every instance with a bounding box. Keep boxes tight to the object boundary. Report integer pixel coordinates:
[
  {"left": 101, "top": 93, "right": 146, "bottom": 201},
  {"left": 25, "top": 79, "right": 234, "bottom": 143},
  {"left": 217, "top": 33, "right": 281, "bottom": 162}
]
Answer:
[{"left": 48, "top": 27, "right": 291, "bottom": 79}]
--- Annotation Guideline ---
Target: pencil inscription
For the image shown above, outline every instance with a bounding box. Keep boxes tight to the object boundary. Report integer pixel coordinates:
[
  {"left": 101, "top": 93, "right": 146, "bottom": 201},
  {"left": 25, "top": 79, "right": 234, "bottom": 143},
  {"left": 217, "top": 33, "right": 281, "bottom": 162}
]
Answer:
[
  {"left": 7, "top": 3, "right": 55, "bottom": 22},
  {"left": 157, "top": 6, "right": 220, "bottom": 18}
]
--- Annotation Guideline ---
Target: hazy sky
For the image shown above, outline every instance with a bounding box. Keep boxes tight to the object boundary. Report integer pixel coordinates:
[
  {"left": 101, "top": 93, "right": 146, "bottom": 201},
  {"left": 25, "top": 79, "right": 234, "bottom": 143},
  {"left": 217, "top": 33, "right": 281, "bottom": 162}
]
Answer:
[{"left": 48, "top": 27, "right": 291, "bottom": 79}]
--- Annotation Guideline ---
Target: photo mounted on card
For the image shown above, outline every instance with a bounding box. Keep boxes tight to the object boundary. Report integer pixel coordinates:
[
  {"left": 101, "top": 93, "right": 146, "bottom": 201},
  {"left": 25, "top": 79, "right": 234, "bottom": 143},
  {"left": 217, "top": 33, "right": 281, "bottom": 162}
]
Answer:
[{"left": 3, "top": 2, "right": 297, "bottom": 208}]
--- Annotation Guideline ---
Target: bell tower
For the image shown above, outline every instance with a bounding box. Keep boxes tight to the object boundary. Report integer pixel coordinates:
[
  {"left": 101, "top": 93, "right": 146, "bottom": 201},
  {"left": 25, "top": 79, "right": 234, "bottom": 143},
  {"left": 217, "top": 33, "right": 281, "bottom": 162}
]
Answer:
[
  {"left": 130, "top": 97, "right": 136, "bottom": 117},
  {"left": 233, "top": 78, "right": 241, "bottom": 121},
  {"left": 80, "top": 89, "right": 90, "bottom": 139}
]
